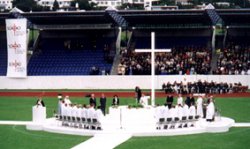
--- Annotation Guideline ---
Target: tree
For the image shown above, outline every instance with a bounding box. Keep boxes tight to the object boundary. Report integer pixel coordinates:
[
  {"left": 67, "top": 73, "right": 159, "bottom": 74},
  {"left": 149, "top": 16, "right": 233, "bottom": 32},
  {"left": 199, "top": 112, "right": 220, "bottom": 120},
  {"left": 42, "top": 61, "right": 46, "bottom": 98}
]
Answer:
[
  {"left": 159, "top": 0, "right": 175, "bottom": 5},
  {"left": 53, "top": 0, "right": 60, "bottom": 11},
  {"left": 12, "top": 0, "right": 37, "bottom": 12},
  {"left": 12, "top": 0, "right": 47, "bottom": 12},
  {"left": 71, "top": 0, "right": 97, "bottom": 10}
]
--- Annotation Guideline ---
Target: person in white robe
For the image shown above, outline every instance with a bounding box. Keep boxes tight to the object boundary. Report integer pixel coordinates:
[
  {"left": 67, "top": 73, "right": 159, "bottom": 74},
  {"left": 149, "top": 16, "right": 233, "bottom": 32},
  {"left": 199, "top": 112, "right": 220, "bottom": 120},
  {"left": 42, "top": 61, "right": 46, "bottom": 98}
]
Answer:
[
  {"left": 87, "top": 105, "right": 95, "bottom": 119},
  {"left": 189, "top": 103, "right": 196, "bottom": 117},
  {"left": 183, "top": 103, "right": 189, "bottom": 117},
  {"left": 76, "top": 105, "right": 82, "bottom": 118},
  {"left": 196, "top": 95, "right": 204, "bottom": 118},
  {"left": 176, "top": 104, "right": 183, "bottom": 120},
  {"left": 66, "top": 104, "right": 72, "bottom": 117},
  {"left": 61, "top": 103, "right": 66, "bottom": 117},
  {"left": 154, "top": 106, "right": 165, "bottom": 120},
  {"left": 206, "top": 99, "right": 215, "bottom": 122},
  {"left": 71, "top": 105, "right": 78, "bottom": 118},
  {"left": 81, "top": 106, "right": 87, "bottom": 119},
  {"left": 177, "top": 94, "right": 183, "bottom": 106},
  {"left": 168, "top": 106, "right": 178, "bottom": 128},
  {"left": 163, "top": 106, "right": 169, "bottom": 119},
  {"left": 140, "top": 94, "right": 149, "bottom": 107},
  {"left": 95, "top": 108, "right": 104, "bottom": 123},
  {"left": 64, "top": 95, "right": 71, "bottom": 105},
  {"left": 168, "top": 106, "right": 177, "bottom": 119}
]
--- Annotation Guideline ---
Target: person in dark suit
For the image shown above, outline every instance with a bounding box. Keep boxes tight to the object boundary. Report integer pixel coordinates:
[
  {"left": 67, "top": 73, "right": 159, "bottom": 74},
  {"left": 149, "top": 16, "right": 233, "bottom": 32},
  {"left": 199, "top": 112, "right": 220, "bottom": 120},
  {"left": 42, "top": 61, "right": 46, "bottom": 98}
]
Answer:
[
  {"left": 89, "top": 93, "right": 96, "bottom": 108},
  {"left": 112, "top": 95, "right": 120, "bottom": 106},
  {"left": 165, "top": 95, "right": 174, "bottom": 109},
  {"left": 185, "top": 95, "right": 191, "bottom": 107},
  {"left": 190, "top": 94, "right": 195, "bottom": 106},
  {"left": 36, "top": 97, "right": 45, "bottom": 107},
  {"left": 135, "top": 86, "right": 142, "bottom": 104},
  {"left": 100, "top": 93, "right": 106, "bottom": 115}
]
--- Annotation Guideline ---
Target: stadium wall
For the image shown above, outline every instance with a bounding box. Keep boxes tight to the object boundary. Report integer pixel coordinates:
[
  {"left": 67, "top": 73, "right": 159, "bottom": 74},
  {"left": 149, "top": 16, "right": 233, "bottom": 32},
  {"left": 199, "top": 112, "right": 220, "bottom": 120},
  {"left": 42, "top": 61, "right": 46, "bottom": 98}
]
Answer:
[{"left": 0, "top": 75, "right": 249, "bottom": 89}]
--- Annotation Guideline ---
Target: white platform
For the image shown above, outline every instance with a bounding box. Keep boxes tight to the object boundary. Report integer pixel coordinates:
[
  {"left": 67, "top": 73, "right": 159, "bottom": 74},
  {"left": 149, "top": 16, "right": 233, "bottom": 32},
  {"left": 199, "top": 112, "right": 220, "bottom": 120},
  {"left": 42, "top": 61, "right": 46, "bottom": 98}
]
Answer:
[
  {"left": 26, "top": 106, "right": 235, "bottom": 137},
  {"left": 26, "top": 106, "right": 235, "bottom": 149}
]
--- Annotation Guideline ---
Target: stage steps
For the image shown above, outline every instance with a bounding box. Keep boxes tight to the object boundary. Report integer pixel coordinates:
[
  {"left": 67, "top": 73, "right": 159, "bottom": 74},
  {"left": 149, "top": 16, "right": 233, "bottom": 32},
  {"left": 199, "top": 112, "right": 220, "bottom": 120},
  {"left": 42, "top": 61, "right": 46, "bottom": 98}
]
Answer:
[{"left": 71, "top": 133, "right": 132, "bottom": 149}]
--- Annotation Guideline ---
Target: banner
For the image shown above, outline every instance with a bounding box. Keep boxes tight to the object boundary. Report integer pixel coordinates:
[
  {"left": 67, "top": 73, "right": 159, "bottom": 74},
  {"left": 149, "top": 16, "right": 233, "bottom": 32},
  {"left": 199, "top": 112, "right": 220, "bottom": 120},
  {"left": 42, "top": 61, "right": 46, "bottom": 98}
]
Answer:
[{"left": 6, "top": 19, "right": 27, "bottom": 78}]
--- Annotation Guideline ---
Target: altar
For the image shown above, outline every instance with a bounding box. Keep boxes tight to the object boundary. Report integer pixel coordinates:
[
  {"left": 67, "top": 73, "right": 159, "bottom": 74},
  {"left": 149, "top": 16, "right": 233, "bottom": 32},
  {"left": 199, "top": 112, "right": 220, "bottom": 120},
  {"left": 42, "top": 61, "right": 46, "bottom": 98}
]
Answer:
[
  {"left": 32, "top": 106, "right": 46, "bottom": 123},
  {"left": 108, "top": 106, "right": 156, "bottom": 131}
]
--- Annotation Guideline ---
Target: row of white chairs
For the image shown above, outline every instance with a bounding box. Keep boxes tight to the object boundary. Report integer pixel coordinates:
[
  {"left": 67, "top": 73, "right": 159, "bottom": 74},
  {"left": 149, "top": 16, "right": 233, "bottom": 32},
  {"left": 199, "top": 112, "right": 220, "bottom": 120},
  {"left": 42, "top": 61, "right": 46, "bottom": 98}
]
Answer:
[
  {"left": 156, "top": 115, "right": 200, "bottom": 130},
  {"left": 55, "top": 115, "right": 102, "bottom": 130}
]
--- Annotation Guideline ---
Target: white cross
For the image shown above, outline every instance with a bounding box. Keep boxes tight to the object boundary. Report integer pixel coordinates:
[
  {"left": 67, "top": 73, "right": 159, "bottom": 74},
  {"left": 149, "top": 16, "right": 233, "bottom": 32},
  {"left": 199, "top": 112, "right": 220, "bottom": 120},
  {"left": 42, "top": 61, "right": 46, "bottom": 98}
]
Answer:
[{"left": 135, "top": 32, "right": 171, "bottom": 106}]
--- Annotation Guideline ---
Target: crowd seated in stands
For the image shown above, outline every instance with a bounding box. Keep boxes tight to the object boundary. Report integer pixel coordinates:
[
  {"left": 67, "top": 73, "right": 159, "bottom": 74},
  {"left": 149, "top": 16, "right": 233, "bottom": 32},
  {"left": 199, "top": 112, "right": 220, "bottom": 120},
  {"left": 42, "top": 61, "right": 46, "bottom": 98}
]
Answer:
[
  {"left": 118, "top": 46, "right": 211, "bottom": 75},
  {"left": 162, "top": 80, "right": 248, "bottom": 94},
  {"left": 213, "top": 42, "right": 250, "bottom": 75}
]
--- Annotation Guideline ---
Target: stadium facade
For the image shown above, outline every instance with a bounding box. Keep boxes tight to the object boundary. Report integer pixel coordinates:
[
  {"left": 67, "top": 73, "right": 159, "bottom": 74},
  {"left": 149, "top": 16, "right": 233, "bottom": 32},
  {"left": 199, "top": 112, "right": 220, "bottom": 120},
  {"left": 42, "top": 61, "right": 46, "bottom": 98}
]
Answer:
[{"left": 0, "top": 8, "right": 249, "bottom": 89}]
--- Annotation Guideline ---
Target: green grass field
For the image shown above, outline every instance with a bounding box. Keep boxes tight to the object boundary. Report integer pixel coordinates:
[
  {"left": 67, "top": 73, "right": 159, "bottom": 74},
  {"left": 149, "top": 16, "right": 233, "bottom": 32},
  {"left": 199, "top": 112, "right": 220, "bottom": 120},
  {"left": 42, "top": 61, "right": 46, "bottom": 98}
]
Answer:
[
  {"left": 0, "top": 125, "right": 90, "bottom": 149},
  {"left": 116, "top": 127, "right": 250, "bottom": 149},
  {"left": 0, "top": 96, "right": 249, "bottom": 149},
  {"left": 0, "top": 97, "right": 249, "bottom": 122}
]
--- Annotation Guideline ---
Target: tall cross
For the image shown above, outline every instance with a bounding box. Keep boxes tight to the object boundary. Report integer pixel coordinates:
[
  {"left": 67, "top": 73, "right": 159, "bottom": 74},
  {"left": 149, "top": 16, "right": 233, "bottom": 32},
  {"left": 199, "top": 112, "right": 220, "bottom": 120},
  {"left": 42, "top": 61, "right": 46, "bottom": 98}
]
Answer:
[{"left": 135, "top": 32, "right": 171, "bottom": 106}]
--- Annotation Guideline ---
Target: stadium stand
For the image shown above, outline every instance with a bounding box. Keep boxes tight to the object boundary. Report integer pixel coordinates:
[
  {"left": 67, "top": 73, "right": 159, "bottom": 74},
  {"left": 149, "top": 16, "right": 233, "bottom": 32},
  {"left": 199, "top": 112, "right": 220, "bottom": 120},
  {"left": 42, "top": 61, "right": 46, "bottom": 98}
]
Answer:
[
  {"left": 0, "top": 9, "right": 250, "bottom": 76},
  {"left": 28, "top": 31, "right": 115, "bottom": 75},
  {"left": 0, "top": 31, "right": 7, "bottom": 76}
]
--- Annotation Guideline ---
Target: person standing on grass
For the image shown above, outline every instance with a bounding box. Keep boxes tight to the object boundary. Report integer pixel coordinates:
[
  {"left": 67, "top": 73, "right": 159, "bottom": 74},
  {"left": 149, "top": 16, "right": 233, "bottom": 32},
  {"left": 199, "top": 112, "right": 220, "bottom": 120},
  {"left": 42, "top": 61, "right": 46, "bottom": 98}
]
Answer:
[
  {"left": 89, "top": 93, "right": 97, "bottom": 108},
  {"left": 64, "top": 95, "right": 71, "bottom": 105},
  {"left": 112, "top": 95, "right": 120, "bottom": 106},
  {"left": 36, "top": 97, "right": 45, "bottom": 107},
  {"left": 135, "top": 86, "right": 142, "bottom": 104},
  {"left": 100, "top": 93, "right": 106, "bottom": 115},
  {"left": 177, "top": 94, "right": 183, "bottom": 106}
]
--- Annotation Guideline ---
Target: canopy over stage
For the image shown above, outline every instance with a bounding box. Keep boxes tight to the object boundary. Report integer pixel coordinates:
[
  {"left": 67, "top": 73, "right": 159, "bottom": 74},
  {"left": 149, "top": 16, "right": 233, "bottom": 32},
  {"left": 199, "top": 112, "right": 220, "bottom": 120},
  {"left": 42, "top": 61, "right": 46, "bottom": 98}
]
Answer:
[{"left": 26, "top": 106, "right": 235, "bottom": 137}]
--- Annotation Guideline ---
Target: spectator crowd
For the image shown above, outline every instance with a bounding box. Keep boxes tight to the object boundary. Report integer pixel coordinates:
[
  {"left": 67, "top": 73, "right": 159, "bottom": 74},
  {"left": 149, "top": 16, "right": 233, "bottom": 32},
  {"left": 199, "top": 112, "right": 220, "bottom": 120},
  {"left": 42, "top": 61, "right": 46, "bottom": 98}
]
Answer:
[
  {"left": 213, "top": 43, "right": 250, "bottom": 75},
  {"left": 118, "top": 46, "right": 212, "bottom": 75},
  {"left": 162, "top": 80, "right": 248, "bottom": 94}
]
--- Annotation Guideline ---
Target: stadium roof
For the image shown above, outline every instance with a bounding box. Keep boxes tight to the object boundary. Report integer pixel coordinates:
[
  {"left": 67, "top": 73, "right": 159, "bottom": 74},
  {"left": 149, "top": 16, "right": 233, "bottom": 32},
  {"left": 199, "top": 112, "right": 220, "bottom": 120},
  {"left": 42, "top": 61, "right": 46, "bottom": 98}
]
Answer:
[
  {"left": 118, "top": 10, "right": 212, "bottom": 29},
  {"left": 217, "top": 9, "right": 250, "bottom": 28},
  {"left": 0, "top": 9, "right": 250, "bottom": 30}
]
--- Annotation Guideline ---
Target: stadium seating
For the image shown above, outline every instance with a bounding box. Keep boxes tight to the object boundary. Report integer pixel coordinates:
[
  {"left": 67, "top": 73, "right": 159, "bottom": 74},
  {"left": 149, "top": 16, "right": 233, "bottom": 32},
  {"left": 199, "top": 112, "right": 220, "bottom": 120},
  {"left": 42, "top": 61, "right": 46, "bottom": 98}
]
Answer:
[
  {"left": 120, "top": 35, "right": 212, "bottom": 75},
  {"left": 0, "top": 33, "right": 7, "bottom": 76},
  {"left": 28, "top": 37, "right": 113, "bottom": 76}
]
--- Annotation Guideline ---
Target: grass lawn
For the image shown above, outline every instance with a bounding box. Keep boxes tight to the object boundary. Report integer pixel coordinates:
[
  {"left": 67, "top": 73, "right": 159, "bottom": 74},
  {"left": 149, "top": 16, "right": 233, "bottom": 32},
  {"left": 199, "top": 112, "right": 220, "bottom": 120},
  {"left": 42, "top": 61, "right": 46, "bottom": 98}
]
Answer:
[
  {"left": 116, "top": 127, "right": 250, "bottom": 149},
  {"left": 0, "top": 125, "right": 90, "bottom": 149},
  {"left": 0, "top": 97, "right": 249, "bottom": 122},
  {"left": 0, "top": 96, "right": 249, "bottom": 149}
]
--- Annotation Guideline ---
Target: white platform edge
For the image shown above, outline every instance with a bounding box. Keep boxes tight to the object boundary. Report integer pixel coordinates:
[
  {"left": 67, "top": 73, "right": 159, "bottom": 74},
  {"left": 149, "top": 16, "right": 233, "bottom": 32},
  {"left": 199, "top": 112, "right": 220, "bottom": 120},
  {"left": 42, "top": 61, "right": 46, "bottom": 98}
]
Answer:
[{"left": 26, "top": 117, "right": 235, "bottom": 137}]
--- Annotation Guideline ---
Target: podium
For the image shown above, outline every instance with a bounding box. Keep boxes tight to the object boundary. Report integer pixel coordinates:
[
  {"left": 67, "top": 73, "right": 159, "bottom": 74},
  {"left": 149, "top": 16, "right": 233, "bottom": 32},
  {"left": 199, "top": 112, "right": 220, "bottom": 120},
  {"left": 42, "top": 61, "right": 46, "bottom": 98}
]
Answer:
[{"left": 32, "top": 106, "right": 46, "bottom": 123}]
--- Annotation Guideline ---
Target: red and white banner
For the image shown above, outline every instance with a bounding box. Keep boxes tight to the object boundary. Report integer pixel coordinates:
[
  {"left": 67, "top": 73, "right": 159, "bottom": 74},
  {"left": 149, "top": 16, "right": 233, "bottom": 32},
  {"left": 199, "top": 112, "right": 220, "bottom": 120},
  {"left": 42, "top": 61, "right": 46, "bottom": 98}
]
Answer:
[{"left": 6, "top": 19, "right": 27, "bottom": 78}]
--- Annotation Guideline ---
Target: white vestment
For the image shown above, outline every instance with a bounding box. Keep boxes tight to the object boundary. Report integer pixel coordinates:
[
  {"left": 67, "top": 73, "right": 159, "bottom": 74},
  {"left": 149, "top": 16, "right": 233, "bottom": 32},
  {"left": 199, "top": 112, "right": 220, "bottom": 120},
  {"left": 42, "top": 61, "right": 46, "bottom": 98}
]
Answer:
[
  {"left": 61, "top": 104, "right": 66, "bottom": 116},
  {"left": 189, "top": 105, "right": 196, "bottom": 117},
  {"left": 140, "top": 96, "right": 149, "bottom": 107},
  {"left": 71, "top": 106, "right": 78, "bottom": 117},
  {"left": 169, "top": 108, "right": 177, "bottom": 119},
  {"left": 177, "top": 106, "right": 183, "bottom": 119},
  {"left": 206, "top": 102, "right": 215, "bottom": 120},
  {"left": 64, "top": 98, "right": 71, "bottom": 105},
  {"left": 177, "top": 97, "right": 183, "bottom": 106},
  {"left": 154, "top": 106, "right": 165, "bottom": 119},
  {"left": 163, "top": 106, "right": 169, "bottom": 118},
  {"left": 196, "top": 97, "right": 204, "bottom": 117},
  {"left": 65, "top": 106, "right": 71, "bottom": 117},
  {"left": 183, "top": 104, "right": 189, "bottom": 117},
  {"left": 87, "top": 107, "right": 95, "bottom": 119},
  {"left": 81, "top": 108, "right": 87, "bottom": 118},
  {"left": 95, "top": 109, "right": 104, "bottom": 122}
]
